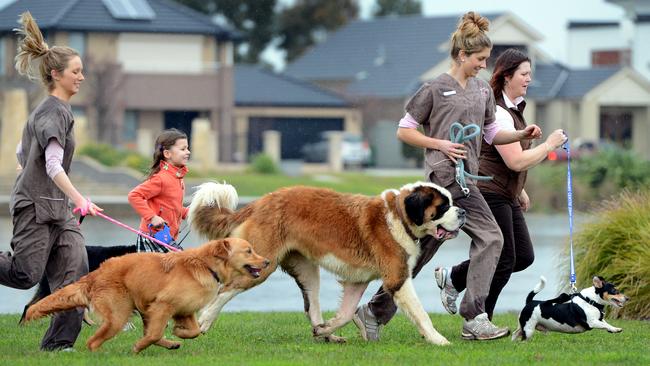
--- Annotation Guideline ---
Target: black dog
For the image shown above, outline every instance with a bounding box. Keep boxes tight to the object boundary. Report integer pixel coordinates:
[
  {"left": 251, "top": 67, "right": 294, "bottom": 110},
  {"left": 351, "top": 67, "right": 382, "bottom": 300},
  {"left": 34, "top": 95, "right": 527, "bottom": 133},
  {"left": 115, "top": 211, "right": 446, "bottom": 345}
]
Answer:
[{"left": 19, "top": 245, "right": 137, "bottom": 324}]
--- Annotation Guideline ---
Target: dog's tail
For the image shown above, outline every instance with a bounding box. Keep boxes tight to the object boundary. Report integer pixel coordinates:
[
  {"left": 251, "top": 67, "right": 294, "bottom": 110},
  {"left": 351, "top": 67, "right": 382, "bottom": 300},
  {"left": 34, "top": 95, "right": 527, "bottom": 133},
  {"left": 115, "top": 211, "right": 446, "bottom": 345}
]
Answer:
[
  {"left": 525, "top": 276, "right": 546, "bottom": 304},
  {"left": 188, "top": 182, "right": 241, "bottom": 239},
  {"left": 22, "top": 274, "right": 93, "bottom": 324}
]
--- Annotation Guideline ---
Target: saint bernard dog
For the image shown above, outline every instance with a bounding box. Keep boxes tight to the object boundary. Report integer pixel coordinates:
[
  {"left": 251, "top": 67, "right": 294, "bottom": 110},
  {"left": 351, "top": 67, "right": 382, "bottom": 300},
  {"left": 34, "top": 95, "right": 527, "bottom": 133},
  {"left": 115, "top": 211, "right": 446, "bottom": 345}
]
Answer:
[{"left": 188, "top": 181, "right": 466, "bottom": 345}]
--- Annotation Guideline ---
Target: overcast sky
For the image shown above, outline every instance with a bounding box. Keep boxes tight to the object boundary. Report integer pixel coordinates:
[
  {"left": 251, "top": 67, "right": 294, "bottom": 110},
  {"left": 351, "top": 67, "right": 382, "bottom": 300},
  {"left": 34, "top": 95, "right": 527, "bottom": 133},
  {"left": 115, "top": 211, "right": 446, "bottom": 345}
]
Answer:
[{"left": 0, "top": 0, "right": 625, "bottom": 66}]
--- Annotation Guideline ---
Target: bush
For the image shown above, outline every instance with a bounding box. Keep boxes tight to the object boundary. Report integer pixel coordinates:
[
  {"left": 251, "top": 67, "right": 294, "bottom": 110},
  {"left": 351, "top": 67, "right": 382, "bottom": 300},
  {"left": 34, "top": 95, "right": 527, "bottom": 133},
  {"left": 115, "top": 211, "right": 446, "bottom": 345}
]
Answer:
[
  {"left": 526, "top": 148, "right": 650, "bottom": 212},
  {"left": 78, "top": 143, "right": 149, "bottom": 173},
  {"left": 124, "top": 154, "right": 150, "bottom": 174},
  {"left": 575, "top": 149, "right": 650, "bottom": 192},
  {"left": 249, "top": 153, "right": 279, "bottom": 174},
  {"left": 563, "top": 189, "right": 650, "bottom": 320},
  {"left": 78, "top": 143, "right": 127, "bottom": 166}
]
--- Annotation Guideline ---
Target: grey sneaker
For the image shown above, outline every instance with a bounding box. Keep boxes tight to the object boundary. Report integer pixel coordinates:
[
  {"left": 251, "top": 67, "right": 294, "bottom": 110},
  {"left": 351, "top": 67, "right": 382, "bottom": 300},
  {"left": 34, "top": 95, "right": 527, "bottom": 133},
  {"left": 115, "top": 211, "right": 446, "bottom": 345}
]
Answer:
[
  {"left": 353, "top": 304, "right": 382, "bottom": 341},
  {"left": 462, "top": 313, "right": 510, "bottom": 340},
  {"left": 434, "top": 267, "right": 459, "bottom": 314}
]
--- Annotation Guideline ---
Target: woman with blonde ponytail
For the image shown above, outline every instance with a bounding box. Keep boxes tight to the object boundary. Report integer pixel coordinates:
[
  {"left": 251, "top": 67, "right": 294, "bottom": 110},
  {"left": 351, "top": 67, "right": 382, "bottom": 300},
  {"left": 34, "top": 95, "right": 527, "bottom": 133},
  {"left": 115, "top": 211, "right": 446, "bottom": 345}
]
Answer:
[
  {"left": 354, "top": 12, "right": 542, "bottom": 343},
  {"left": 1, "top": 12, "right": 101, "bottom": 352}
]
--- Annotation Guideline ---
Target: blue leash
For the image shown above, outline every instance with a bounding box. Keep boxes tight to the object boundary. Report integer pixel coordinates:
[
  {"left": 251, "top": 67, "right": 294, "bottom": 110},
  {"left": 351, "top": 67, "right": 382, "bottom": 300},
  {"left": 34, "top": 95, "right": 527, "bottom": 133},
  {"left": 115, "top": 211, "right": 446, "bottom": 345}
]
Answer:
[
  {"left": 449, "top": 122, "right": 492, "bottom": 196},
  {"left": 564, "top": 138, "right": 577, "bottom": 293}
]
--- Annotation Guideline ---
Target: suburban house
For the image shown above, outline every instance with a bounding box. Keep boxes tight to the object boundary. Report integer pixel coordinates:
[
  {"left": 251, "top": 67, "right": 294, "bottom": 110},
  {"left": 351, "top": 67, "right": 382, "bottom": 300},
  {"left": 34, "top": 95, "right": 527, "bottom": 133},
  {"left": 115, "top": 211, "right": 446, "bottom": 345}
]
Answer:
[
  {"left": 0, "top": 0, "right": 239, "bottom": 164},
  {"left": 286, "top": 11, "right": 650, "bottom": 166},
  {"left": 0, "top": 0, "right": 363, "bottom": 173},
  {"left": 561, "top": 0, "right": 650, "bottom": 157}
]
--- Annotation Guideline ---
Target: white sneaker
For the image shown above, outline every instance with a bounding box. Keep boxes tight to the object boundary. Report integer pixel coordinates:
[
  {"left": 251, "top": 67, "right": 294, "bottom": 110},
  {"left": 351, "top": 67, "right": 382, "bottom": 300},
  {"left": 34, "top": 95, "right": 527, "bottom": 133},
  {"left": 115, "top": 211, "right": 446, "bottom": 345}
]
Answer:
[
  {"left": 462, "top": 313, "right": 510, "bottom": 340},
  {"left": 434, "top": 267, "right": 459, "bottom": 314},
  {"left": 352, "top": 304, "right": 382, "bottom": 341}
]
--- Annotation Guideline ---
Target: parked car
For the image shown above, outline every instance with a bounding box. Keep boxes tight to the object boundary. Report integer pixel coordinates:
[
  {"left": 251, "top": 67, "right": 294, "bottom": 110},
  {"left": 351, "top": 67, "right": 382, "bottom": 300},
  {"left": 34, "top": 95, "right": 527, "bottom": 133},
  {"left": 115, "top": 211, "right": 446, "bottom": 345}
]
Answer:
[{"left": 301, "top": 131, "right": 372, "bottom": 167}]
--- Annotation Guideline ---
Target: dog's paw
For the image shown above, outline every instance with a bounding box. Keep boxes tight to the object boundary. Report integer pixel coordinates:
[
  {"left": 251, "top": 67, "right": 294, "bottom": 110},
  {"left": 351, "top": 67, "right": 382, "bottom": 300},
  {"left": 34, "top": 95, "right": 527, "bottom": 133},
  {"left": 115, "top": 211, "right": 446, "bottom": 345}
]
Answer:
[
  {"left": 199, "top": 321, "right": 212, "bottom": 334},
  {"left": 608, "top": 327, "right": 623, "bottom": 333},
  {"left": 316, "top": 334, "right": 346, "bottom": 343}
]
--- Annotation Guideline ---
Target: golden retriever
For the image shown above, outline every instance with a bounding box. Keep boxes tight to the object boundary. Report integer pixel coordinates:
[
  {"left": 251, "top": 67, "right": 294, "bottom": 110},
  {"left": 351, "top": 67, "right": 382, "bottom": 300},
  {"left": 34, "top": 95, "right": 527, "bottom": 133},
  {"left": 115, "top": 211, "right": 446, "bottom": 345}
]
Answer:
[
  {"left": 23, "top": 238, "right": 269, "bottom": 353},
  {"left": 188, "top": 182, "right": 465, "bottom": 345}
]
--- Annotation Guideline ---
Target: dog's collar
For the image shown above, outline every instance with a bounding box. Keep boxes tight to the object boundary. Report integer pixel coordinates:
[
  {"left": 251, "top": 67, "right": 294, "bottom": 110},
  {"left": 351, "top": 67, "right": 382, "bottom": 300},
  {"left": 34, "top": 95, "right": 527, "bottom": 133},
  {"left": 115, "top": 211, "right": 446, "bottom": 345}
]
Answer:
[
  {"left": 396, "top": 203, "right": 419, "bottom": 241},
  {"left": 209, "top": 268, "right": 221, "bottom": 283},
  {"left": 573, "top": 293, "right": 604, "bottom": 312}
]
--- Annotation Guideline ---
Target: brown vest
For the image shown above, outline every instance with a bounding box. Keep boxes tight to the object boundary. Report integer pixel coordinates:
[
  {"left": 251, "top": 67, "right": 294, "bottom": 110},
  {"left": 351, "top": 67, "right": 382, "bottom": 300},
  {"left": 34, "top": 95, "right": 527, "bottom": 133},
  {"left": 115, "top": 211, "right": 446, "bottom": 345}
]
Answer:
[{"left": 477, "top": 94, "right": 531, "bottom": 200}]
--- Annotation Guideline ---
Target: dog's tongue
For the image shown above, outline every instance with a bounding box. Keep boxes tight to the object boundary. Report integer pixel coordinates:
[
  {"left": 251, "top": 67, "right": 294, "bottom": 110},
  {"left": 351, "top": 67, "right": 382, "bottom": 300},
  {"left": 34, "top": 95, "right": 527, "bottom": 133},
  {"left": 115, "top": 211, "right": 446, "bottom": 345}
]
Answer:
[
  {"left": 436, "top": 227, "right": 447, "bottom": 239},
  {"left": 436, "top": 227, "right": 459, "bottom": 240}
]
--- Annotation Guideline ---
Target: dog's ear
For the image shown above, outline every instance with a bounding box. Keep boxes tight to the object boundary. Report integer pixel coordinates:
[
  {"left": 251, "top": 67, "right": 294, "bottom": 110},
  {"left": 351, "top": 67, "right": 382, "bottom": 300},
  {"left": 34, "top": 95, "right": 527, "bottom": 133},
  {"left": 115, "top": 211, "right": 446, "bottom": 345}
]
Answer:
[
  {"left": 404, "top": 188, "right": 433, "bottom": 226},
  {"left": 593, "top": 276, "right": 604, "bottom": 288},
  {"left": 213, "top": 239, "right": 233, "bottom": 260}
]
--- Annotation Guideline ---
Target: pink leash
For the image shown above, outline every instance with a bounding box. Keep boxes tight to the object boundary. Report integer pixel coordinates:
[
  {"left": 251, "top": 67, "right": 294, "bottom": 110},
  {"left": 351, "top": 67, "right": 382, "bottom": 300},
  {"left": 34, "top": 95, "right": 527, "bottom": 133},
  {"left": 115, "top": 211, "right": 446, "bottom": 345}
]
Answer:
[{"left": 74, "top": 203, "right": 181, "bottom": 252}]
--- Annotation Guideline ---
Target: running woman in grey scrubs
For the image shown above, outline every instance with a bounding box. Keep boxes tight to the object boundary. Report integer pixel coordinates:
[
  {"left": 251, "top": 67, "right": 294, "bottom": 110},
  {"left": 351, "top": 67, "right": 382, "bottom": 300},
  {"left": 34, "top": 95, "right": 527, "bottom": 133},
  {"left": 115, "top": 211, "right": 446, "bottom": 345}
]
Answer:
[
  {"left": 353, "top": 11, "right": 542, "bottom": 342},
  {"left": 0, "top": 12, "right": 101, "bottom": 351}
]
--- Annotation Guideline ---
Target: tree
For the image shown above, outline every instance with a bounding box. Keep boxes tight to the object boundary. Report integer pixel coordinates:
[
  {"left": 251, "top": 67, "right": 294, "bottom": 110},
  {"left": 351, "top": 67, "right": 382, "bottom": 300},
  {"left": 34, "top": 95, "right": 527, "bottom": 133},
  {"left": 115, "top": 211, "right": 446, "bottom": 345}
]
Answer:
[
  {"left": 276, "top": 0, "right": 359, "bottom": 62},
  {"left": 173, "top": 0, "right": 276, "bottom": 63},
  {"left": 373, "top": 0, "right": 421, "bottom": 17}
]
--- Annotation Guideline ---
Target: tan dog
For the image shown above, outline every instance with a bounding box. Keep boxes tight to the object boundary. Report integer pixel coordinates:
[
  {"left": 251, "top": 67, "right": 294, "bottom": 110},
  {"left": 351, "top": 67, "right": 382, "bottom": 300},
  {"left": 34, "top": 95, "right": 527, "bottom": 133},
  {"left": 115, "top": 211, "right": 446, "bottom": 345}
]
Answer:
[
  {"left": 23, "top": 238, "right": 269, "bottom": 353},
  {"left": 188, "top": 182, "right": 466, "bottom": 345}
]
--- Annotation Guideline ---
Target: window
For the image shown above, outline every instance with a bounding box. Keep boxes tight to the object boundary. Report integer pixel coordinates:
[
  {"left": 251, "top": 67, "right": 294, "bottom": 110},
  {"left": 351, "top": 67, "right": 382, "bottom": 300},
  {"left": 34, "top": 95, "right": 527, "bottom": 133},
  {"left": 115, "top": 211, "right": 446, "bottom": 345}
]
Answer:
[
  {"left": 123, "top": 110, "right": 139, "bottom": 147},
  {"left": 68, "top": 32, "right": 86, "bottom": 58},
  {"left": 591, "top": 49, "right": 631, "bottom": 66},
  {"left": 600, "top": 109, "right": 632, "bottom": 146},
  {"left": 0, "top": 37, "right": 5, "bottom": 76},
  {"left": 102, "top": 0, "right": 155, "bottom": 20}
]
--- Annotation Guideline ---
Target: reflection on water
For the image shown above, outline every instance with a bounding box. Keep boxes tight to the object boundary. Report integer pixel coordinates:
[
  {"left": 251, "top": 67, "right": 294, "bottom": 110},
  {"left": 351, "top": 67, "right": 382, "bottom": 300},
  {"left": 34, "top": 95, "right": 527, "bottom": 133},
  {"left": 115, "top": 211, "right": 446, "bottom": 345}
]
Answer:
[{"left": 0, "top": 213, "right": 586, "bottom": 314}]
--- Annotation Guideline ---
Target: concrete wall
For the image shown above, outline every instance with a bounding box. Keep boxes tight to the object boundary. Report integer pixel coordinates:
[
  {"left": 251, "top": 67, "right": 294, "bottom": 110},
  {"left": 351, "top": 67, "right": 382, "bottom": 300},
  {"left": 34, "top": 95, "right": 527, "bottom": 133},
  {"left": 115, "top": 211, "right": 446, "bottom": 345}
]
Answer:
[{"left": 117, "top": 33, "right": 207, "bottom": 74}]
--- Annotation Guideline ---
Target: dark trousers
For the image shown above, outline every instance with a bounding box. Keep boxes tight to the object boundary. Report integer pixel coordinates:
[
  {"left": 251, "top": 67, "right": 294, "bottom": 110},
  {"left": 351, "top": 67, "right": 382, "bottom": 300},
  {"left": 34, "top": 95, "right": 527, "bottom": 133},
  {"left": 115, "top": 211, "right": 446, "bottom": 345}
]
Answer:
[
  {"left": 450, "top": 192, "right": 534, "bottom": 319},
  {"left": 0, "top": 205, "right": 88, "bottom": 350},
  {"left": 366, "top": 184, "right": 503, "bottom": 323}
]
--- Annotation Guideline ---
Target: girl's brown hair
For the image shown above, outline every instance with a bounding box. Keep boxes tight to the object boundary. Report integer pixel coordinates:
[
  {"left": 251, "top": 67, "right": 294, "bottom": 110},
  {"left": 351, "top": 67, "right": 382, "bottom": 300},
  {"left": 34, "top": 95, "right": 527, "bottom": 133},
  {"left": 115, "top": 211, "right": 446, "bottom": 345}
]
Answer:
[
  {"left": 14, "top": 11, "right": 79, "bottom": 91},
  {"left": 148, "top": 128, "right": 188, "bottom": 178},
  {"left": 450, "top": 11, "right": 492, "bottom": 61},
  {"left": 490, "top": 48, "right": 531, "bottom": 99}
]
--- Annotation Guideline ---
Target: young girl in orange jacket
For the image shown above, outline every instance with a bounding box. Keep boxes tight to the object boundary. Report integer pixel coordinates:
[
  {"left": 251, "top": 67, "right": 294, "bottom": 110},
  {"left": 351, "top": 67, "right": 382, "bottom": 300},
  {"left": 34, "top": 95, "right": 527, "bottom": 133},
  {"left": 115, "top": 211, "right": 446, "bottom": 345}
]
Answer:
[{"left": 128, "top": 129, "right": 190, "bottom": 252}]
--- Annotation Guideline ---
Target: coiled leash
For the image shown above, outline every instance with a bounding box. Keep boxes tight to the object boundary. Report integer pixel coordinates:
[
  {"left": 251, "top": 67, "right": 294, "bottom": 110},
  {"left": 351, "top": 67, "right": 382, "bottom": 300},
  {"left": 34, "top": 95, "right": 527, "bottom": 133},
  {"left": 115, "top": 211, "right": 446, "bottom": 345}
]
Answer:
[
  {"left": 564, "top": 136, "right": 577, "bottom": 293},
  {"left": 449, "top": 122, "right": 492, "bottom": 197}
]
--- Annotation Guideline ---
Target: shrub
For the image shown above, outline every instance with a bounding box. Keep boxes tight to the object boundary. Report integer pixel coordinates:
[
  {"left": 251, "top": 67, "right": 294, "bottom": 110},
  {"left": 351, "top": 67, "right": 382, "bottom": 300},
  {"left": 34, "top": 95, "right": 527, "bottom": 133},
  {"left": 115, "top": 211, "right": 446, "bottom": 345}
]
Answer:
[
  {"left": 563, "top": 189, "right": 650, "bottom": 320},
  {"left": 575, "top": 149, "right": 650, "bottom": 192},
  {"left": 124, "top": 154, "right": 150, "bottom": 174},
  {"left": 78, "top": 143, "right": 149, "bottom": 173},
  {"left": 78, "top": 143, "right": 126, "bottom": 166},
  {"left": 249, "top": 153, "right": 279, "bottom": 174}
]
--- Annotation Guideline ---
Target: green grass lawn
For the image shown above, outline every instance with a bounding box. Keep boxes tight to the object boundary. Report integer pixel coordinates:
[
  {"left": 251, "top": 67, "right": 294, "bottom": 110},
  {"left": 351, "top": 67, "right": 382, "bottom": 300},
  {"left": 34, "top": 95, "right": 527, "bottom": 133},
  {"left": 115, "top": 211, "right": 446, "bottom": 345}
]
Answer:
[
  {"left": 184, "top": 172, "right": 422, "bottom": 197},
  {"left": 2, "top": 312, "right": 647, "bottom": 365}
]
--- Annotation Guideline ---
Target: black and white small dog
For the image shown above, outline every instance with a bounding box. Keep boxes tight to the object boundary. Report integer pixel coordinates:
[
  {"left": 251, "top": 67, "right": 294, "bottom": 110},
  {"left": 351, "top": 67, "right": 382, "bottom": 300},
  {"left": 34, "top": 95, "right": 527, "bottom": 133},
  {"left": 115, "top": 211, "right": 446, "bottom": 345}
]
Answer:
[{"left": 512, "top": 276, "right": 629, "bottom": 341}]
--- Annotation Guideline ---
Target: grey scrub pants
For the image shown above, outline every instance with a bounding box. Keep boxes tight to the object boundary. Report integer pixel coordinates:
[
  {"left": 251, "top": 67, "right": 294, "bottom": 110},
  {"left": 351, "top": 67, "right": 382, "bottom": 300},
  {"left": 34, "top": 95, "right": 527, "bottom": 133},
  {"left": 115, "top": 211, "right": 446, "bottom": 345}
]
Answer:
[
  {"left": 366, "top": 184, "right": 503, "bottom": 322},
  {"left": 0, "top": 204, "right": 88, "bottom": 351}
]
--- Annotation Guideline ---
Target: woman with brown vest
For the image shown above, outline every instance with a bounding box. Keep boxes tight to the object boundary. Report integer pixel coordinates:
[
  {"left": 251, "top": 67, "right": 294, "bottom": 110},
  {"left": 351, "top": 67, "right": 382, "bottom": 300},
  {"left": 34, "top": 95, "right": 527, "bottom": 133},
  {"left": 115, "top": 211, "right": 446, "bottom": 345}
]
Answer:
[{"left": 434, "top": 48, "right": 567, "bottom": 320}]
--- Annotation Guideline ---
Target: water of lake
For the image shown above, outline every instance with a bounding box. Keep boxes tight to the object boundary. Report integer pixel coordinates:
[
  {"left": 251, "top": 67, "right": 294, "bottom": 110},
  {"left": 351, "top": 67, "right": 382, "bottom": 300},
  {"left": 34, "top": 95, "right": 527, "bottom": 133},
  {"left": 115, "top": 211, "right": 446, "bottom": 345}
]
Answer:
[{"left": 0, "top": 212, "right": 584, "bottom": 315}]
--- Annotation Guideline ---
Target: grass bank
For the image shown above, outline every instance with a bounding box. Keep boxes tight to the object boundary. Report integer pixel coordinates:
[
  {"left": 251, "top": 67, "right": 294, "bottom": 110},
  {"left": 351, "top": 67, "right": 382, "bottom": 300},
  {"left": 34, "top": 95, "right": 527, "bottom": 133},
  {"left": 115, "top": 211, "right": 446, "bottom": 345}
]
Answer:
[
  {"left": 185, "top": 172, "right": 422, "bottom": 197},
  {"left": 2, "top": 312, "right": 647, "bottom": 365}
]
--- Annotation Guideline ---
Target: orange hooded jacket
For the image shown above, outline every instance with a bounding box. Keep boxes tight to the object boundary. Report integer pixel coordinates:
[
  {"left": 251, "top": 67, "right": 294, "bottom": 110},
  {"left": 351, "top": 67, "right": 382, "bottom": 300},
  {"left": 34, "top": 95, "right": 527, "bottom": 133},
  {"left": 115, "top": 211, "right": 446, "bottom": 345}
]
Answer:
[{"left": 128, "top": 161, "right": 189, "bottom": 239}]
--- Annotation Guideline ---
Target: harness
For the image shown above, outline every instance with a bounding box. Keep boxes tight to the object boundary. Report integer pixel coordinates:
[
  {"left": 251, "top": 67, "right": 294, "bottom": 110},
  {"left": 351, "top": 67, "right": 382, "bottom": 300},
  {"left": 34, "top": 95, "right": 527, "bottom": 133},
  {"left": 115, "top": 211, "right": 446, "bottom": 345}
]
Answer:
[
  {"left": 449, "top": 122, "right": 492, "bottom": 196},
  {"left": 571, "top": 293, "right": 605, "bottom": 317}
]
